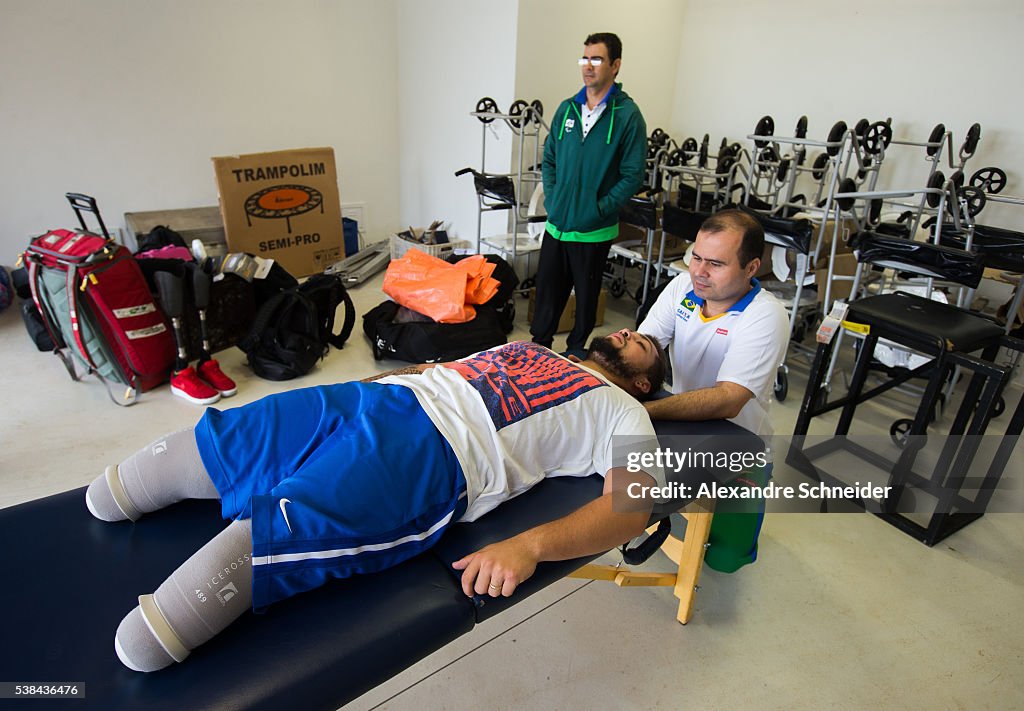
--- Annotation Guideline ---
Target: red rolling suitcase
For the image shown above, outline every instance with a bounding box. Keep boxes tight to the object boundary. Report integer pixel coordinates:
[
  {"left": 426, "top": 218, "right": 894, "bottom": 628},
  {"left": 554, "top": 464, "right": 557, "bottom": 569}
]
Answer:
[{"left": 22, "top": 194, "right": 175, "bottom": 405}]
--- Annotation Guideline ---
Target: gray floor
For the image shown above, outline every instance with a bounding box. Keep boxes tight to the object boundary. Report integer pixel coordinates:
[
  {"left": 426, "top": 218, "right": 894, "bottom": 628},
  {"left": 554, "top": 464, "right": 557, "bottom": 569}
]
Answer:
[{"left": 2, "top": 264, "right": 1022, "bottom": 710}]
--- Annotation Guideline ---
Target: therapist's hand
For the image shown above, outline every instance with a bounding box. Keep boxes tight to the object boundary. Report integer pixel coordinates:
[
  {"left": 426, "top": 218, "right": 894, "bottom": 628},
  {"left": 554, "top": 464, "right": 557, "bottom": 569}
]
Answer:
[{"left": 452, "top": 538, "right": 538, "bottom": 598}]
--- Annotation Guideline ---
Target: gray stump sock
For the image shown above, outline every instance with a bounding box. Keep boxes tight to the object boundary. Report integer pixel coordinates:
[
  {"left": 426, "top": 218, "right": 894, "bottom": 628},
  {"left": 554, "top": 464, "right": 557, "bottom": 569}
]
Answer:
[
  {"left": 115, "top": 518, "right": 253, "bottom": 672},
  {"left": 86, "top": 427, "right": 218, "bottom": 521}
]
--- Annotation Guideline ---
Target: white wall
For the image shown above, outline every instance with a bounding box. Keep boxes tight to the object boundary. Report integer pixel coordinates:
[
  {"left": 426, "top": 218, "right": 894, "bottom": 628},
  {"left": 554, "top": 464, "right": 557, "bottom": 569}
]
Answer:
[
  {"left": 515, "top": 0, "right": 687, "bottom": 135},
  {"left": 3, "top": 1, "right": 1022, "bottom": 269},
  {"left": 393, "top": 0, "right": 687, "bottom": 248},
  {"left": 670, "top": 0, "right": 1024, "bottom": 229},
  {"left": 395, "top": 0, "right": 519, "bottom": 244},
  {"left": 0, "top": 0, "right": 400, "bottom": 264}
]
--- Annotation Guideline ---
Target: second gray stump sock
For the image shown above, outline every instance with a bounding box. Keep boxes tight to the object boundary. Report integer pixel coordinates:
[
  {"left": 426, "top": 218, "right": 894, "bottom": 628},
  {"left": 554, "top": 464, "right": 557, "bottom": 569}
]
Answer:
[{"left": 115, "top": 518, "right": 253, "bottom": 672}]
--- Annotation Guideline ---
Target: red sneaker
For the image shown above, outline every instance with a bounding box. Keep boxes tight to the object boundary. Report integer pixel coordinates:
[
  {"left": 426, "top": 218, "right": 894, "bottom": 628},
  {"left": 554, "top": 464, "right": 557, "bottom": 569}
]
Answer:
[
  {"left": 197, "top": 359, "right": 238, "bottom": 397},
  {"left": 170, "top": 366, "right": 221, "bottom": 405}
]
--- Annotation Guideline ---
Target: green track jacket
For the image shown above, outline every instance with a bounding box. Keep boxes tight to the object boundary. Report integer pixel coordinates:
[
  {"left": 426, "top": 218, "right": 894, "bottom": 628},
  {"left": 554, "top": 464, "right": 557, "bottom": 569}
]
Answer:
[{"left": 542, "top": 83, "right": 647, "bottom": 243}]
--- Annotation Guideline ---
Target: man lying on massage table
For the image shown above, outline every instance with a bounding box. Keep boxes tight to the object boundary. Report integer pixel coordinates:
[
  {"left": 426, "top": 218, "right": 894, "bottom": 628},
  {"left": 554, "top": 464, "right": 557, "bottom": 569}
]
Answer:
[{"left": 85, "top": 331, "right": 669, "bottom": 672}]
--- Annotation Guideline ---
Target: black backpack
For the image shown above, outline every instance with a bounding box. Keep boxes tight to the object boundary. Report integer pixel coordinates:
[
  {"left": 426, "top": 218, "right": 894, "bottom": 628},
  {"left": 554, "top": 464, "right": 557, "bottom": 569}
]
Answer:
[
  {"left": 239, "top": 274, "right": 355, "bottom": 380},
  {"left": 11, "top": 266, "right": 57, "bottom": 351}
]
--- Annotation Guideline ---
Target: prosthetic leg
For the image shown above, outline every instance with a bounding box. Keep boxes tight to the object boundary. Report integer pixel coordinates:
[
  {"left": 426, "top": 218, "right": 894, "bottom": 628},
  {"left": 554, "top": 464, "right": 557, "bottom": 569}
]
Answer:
[
  {"left": 187, "top": 263, "right": 237, "bottom": 397},
  {"left": 155, "top": 269, "right": 221, "bottom": 405}
]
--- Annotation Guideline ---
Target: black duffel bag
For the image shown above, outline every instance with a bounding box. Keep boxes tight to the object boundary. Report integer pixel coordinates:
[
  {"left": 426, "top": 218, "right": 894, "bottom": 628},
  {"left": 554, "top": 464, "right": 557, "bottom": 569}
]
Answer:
[
  {"left": 364, "top": 253, "right": 519, "bottom": 363},
  {"left": 363, "top": 301, "right": 509, "bottom": 363}
]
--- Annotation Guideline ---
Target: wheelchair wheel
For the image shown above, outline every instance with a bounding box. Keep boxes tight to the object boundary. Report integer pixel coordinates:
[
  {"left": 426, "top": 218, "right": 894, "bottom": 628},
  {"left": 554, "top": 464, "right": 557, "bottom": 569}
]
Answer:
[
  {"left": 774, "top": 369, "right": 788, "bottom": 402},
  {"left": 609, "top": 277, "right": 627, "bottom": 299},
  {"left": 889, "top": 419, "right": 928, "bottom": 449},
  {"left": 971, "top": 394, "right": 1005, "bottom": 418},
  {"left": 993, "top": 396, "right": 1006, "bottom": 418}
]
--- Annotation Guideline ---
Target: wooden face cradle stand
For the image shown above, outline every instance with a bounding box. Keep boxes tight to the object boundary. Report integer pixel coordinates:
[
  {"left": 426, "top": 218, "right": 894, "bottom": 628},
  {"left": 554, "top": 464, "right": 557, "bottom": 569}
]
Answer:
[{"left": 570, "top": 497, "right": 714, "bottom": 624}]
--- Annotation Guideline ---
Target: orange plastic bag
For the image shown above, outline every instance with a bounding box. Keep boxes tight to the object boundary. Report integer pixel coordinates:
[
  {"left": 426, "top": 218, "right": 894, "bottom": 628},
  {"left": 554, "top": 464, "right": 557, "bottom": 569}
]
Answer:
[
  {"left": 458, "top": 254, "right": 499, "bottom": 305},
  {"left": 383, "top": 249, "right": 500, "bottom": 323}
]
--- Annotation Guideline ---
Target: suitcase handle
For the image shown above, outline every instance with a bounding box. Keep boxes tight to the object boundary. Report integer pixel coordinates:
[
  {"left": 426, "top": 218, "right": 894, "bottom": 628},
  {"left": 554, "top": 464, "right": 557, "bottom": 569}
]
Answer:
[{"left": 65, "top": 193, "right": 111, "bottom": 240}]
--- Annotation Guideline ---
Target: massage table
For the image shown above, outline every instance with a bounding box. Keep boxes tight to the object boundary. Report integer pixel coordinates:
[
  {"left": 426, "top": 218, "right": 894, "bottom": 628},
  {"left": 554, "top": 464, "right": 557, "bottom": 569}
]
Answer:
[{"left": 2, "top": 419, "right": 761, "bottom": 710}]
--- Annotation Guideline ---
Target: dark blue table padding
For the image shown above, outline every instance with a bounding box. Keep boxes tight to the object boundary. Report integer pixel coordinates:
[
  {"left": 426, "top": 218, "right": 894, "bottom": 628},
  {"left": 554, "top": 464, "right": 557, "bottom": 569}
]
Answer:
[
  {"left": 431, "top": 474, "right": 608, "bottom": 622},
  {"left": 1, "top": 488, "right": 474, "bottom": 711},
  {"left": 432, "top": 418, "right": 764, "bottom": 622},
  {"left": 2, "top": 420, "right": 761, "bottom": 709}
]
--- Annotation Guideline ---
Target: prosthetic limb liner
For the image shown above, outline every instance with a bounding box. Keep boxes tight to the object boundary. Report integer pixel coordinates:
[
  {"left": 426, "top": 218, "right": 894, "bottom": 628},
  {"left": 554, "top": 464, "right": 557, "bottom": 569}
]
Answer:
[
  {"left": 116, "top": 518, "right": 253, "bottom": 672},
  {"left": 85, "top": 427, "right": 218, "bottom": 522}
]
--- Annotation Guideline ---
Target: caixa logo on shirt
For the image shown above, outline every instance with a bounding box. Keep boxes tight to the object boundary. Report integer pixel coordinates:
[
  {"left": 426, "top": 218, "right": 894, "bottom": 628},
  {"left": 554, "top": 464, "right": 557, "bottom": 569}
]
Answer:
[{"left": 676, "top": 297, "right": 697, "bottom": 322}]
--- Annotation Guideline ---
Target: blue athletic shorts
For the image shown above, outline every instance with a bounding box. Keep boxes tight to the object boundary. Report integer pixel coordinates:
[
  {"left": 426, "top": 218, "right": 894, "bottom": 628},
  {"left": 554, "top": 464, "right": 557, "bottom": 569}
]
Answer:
[{"left": 194, "top": 382, "right": 467, "bottom": 609}]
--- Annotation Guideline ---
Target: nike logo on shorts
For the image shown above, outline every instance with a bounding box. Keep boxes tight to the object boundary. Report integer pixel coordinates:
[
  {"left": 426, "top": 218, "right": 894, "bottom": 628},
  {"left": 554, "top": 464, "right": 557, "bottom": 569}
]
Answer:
[{"left": 279, "top": 498, "right": 294, "bottom": 534}]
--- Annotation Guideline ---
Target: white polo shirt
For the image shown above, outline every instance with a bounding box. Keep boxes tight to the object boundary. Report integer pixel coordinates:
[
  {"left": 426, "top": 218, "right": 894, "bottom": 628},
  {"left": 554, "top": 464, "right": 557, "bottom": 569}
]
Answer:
[{"left": 638, "top": 273, "right": 789, "bottom": 435}]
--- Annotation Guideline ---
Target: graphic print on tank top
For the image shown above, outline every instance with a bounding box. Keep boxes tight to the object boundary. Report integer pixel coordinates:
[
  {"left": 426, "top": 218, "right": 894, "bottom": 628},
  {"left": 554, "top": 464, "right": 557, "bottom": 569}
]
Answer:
[{"left": 446, "top": 342, "right": 606, "bottom": 430}]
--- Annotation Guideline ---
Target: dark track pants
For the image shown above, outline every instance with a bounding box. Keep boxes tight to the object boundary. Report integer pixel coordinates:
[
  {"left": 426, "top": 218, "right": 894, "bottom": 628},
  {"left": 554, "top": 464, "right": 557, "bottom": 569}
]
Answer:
[{"left": 530, "top": 231, "right": 612, "bottom": 351}]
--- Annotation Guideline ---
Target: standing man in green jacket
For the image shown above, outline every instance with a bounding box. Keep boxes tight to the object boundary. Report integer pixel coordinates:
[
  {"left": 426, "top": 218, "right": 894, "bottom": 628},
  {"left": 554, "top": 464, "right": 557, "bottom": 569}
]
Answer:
[{"left": 532, "top": 32, "right": 647, "bottom": 352}]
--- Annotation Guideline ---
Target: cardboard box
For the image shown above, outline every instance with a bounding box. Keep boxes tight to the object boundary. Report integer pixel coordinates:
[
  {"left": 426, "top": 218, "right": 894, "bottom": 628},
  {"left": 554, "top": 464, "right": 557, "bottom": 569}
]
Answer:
[
  {"left": 527, "top": 288, "right": 607, "bottom": 333},
  {"left": 815, "top": 252, "right": 859, "bottom": 305},
  {"left": 755, "top": 242, "right": 775, "bottom": 279},
  {"left": 617, "top": 221, "right": 646, "bottom": 244},
  {"left": 810, "top": 216, "right": 857, "bottom": 266},
  {"left": 124, "top": 206, "right": 226, "bottom": 254},
  {"left": 211, "top": 147, "right": 344, "bottom": 277}
]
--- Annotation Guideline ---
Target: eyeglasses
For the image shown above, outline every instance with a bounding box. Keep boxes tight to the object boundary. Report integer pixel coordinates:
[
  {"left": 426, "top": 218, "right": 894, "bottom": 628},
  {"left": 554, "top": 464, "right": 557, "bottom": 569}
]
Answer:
[{"left": 578, "top": 57, "right": 605, "bottom": 67}]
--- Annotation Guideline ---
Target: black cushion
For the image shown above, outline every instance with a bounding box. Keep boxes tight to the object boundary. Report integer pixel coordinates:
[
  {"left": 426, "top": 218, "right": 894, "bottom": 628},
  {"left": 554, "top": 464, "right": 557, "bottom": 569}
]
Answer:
[
  {"left": 850, "top": 231, "right": 985, "bottom": 288},
  {"left": 620, "top": 194, "right": 659, "bottom": 230},
  {"left": 847, "top": 291, "right": 1004, "bottom": 354},
  {"left": 736, "top": 204, "right": 814, "bottom": 255},
  {"left": 938, "top": 223, "right": 1024, "bottom": 273},
  {"left": 875, "top": 221, "right": 912, "bottom": 239},
  {"left": 662, "top": 203, "right": 710, "bottom": 242}
]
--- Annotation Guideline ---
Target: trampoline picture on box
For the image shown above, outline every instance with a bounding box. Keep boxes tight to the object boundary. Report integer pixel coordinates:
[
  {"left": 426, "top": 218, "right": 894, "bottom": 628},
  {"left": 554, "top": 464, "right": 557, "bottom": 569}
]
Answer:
[{"left": 243, "top": 184, "right": 324, "bottom": 232}]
